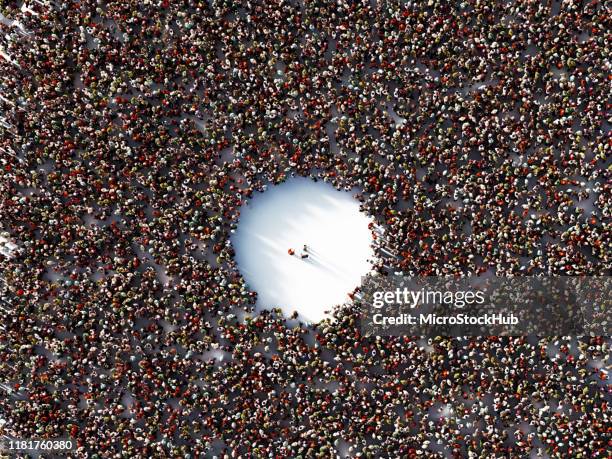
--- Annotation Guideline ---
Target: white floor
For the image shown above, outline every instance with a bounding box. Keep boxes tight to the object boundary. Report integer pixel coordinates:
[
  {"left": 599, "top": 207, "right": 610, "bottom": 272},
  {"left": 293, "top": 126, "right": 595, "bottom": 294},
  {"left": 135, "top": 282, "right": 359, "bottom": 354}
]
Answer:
[{"left": 231, "top": 177, "right": 374, "bottom": 323}]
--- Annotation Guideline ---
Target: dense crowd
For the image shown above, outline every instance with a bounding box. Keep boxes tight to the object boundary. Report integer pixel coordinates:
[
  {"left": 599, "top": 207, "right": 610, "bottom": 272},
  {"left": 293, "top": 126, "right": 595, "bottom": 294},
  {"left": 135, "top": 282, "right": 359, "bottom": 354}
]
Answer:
[{"left": 0, "top": 0, "right": 609, "bottom": 457}]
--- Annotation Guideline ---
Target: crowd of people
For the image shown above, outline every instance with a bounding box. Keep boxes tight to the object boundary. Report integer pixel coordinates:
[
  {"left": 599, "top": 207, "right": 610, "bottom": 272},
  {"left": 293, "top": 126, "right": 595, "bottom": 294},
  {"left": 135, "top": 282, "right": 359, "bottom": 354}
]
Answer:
[{"left": 0, "top": 0, "right": 609, "bottom": 457}]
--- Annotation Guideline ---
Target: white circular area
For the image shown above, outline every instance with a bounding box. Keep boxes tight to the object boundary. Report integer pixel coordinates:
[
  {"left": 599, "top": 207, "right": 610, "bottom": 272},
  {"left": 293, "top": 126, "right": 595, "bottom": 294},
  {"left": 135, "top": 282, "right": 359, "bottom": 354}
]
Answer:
[{"left": 231, "top": 177, "right": 374, "bottom": 323}]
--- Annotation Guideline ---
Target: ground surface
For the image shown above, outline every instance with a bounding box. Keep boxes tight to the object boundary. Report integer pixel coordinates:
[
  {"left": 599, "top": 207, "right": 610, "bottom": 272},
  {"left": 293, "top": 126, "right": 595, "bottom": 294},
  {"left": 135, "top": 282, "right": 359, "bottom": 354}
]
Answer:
[{"left": 231, "top": 177, "right": 373, "bottom": 323}]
